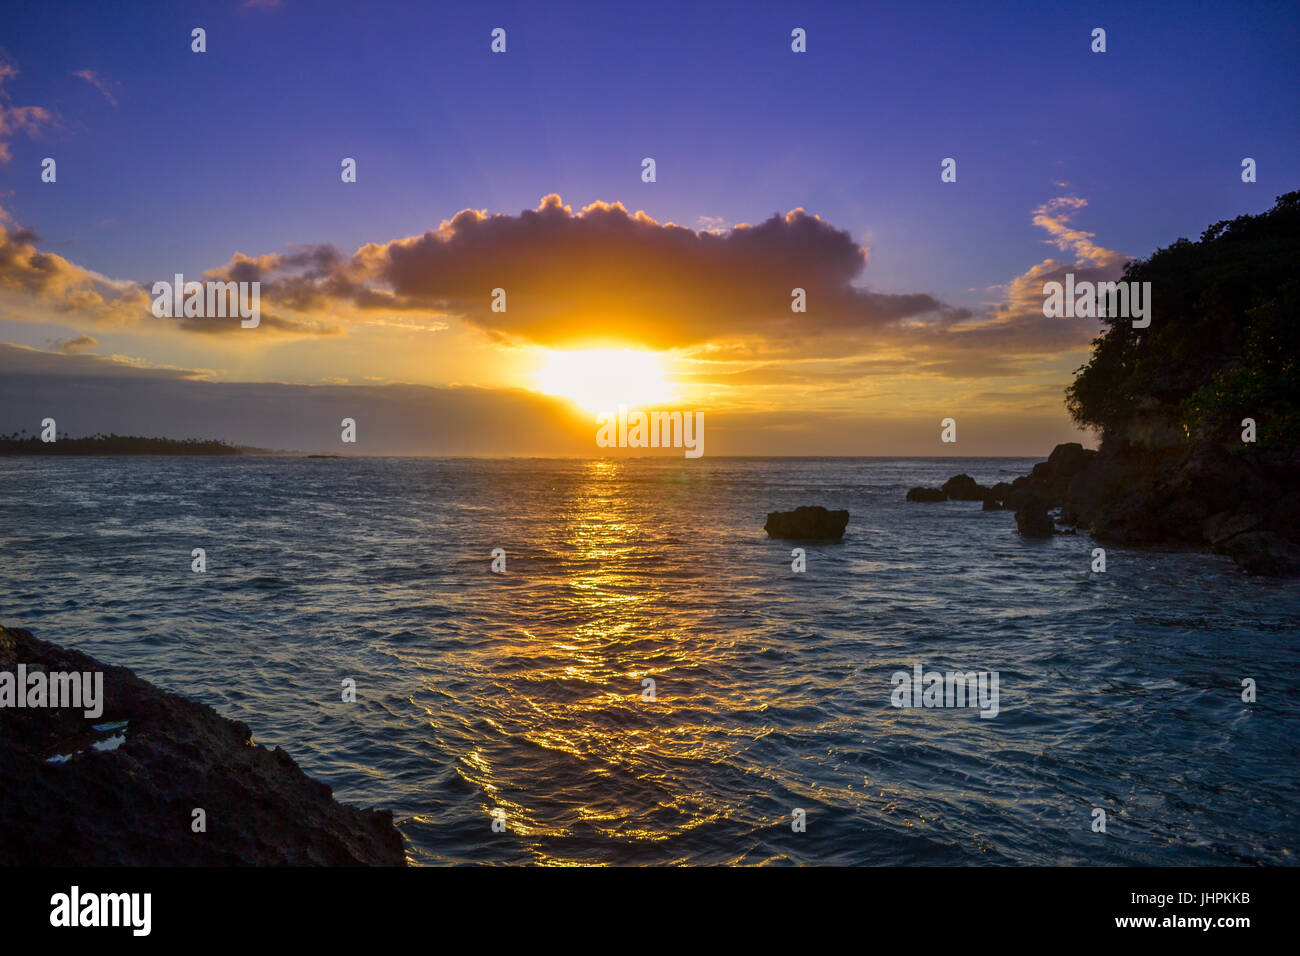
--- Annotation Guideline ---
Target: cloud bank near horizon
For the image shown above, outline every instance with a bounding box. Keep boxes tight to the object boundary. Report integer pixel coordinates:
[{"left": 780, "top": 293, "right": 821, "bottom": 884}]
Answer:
[
  {"left": 1, "top": 192, "right": 1128, "bottom": 374},
  {"left": 0, "top": 343, "right": 1092, "bottom": 456}
]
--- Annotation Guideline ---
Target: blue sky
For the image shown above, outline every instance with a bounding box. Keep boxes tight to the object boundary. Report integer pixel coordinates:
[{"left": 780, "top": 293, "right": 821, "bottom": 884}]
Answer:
[
  {"left": 6, "top": 0, "right": 1297, "bottom": 302},
  {"left": 0, "top": 0, "right": 1296, "bottom": 453}
]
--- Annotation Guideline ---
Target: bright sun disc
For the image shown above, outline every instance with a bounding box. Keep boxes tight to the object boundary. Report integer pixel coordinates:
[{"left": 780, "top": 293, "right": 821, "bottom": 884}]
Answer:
[{"left": 535, "top": 349, "right": 675, "bottom": 414}]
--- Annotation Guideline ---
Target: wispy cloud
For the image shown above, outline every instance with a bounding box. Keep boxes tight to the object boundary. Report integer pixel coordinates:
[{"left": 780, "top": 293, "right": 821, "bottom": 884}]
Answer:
[
  {"left": 695, "top": 215, "right": 729, "bottom": 234},
  {"left": 72, "top": 69, "right": 119, "bottom": 107},
  {"left": 1031, "top": 196, "right": 1127, "bottom": 269},
  {"left": 0, "top": 61, "right": 56, "bottom": 163}
]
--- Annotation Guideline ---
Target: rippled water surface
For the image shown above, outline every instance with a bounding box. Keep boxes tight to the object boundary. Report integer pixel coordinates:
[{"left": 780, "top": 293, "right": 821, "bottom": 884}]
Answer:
[{"left": 2, "top": 456, "right": 1297, "bottom": 865}]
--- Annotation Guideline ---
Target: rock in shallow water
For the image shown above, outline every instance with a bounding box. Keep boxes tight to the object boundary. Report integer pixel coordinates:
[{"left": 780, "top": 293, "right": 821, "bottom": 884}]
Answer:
[
  {"left": 906, "top": 487, "right": 946, "bottom": 502},
  {"left": 941, "top": 474, "right": 987, "bottom": 501},
  {"left": 764, "top": 506, "right": 849, "bottom": 540},
  {"left": 1015, "top": 496, "right": 1056, "bottom": 538}
]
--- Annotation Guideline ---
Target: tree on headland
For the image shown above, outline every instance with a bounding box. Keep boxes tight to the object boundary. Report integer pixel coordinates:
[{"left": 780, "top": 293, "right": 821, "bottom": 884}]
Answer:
[
  {"left": 0, "top": 434, "right": 252, "bottom": 455},
  {"left": 1066, "top": 191, "right": 1300, "bottom": 450}
]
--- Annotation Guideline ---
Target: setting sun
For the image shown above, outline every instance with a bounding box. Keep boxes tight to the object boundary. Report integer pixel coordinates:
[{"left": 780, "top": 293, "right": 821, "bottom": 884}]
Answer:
[{"left": 534, "top": 349, "right": 675, "bottom": 413}]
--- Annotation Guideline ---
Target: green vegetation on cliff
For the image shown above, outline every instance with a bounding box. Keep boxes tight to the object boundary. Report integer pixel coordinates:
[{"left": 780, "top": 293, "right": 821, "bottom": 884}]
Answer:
[{"left": 1066, "top": 191, "right": 1300, "bottom": 449}]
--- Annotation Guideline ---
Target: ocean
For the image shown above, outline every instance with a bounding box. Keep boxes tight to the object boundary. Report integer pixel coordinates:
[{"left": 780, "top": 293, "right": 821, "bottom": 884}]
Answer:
[{"left": 2, "top": 455, "right": 1297, "bottom": 865}]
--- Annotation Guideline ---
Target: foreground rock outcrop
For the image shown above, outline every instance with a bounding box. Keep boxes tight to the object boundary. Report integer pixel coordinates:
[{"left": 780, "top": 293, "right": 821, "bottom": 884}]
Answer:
[
  {"left": 959, "top": 440, "right": 1298, "bottom": 573},
  {"left": 902, "top": 438, "right": 1297, "bottom": 570},
  {"left": 1052, "top": 192, "right": 1300, "bottom": 574},
  {"left": 1059, "top": 441, "right": 1300, "bottom": 575},
  {"left": 0, "top": 625, "right": 406, "bottom": 865},
  {"left": 906, "top": 194, "right": 1300, "bottom": 572},
  {"left": 764, "top": 506, "right": 849, "bottom": 540}
]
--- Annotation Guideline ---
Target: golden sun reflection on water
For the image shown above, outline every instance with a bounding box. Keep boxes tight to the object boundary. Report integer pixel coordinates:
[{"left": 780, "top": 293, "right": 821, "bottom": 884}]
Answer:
[{"left": 451, "top": 459, "right": 748, "bottom": 864}]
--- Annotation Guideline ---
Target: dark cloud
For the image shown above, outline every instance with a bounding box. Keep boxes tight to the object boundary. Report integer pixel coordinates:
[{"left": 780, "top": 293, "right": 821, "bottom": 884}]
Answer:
[
  {"left": 0, "top": 344, "right": 1095, "bottom": 456},
  {"left": 0, "top": 343, "right": 207, "bottom": 379},
  {"left": 48, "top": 334, "right": 98, "bottom": 354},
  {"left": 1, "top": 192, "right": 1131, "bottom": 376},
  {"left": 0, "top": 343, "right": 592, "bottom": 455},
  {"left": 361, "top": 195, "right": 962, "bottom": 348},
  {"left": 674, "top": 357, "right": 917, "bottom": 387},
  {"left": 198, "top": 196, "right": 963, "bottom": 348}
]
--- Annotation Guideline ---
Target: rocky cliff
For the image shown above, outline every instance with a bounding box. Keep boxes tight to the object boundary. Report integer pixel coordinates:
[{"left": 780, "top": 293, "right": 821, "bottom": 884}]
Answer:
[
  {"left": 0, "top": 625, "right": 407, "bottom": 865},
  {"left": 907, "top": 193, "right": 1300, "bottom": 574}
]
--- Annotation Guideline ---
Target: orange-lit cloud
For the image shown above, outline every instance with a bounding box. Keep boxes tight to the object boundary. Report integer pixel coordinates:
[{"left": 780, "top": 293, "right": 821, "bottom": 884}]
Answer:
[
  {"left": 0, "top": 62, "right": 55, "bottom": 163},
  {"left": 72, "top": 69, "right": 119, "bottom": 107},
  {"left": 0, "top": 209, "right": 148, "bottom": 322},
  {"left": 0, "top": 193, "right": 1131, "bottom": 391},
  {"left": 202, "top": 195, "right": 963, "bottom": 349}
]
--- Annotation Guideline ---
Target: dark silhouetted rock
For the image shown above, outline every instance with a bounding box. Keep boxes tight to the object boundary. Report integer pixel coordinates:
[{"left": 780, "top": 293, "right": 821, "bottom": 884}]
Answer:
[
  {"left": 906, "top": 487, "right": 946, "bottom": 502},
  {"left": 915, "top": 415, "right": 1297, "bottom": 571},
  {"left": 1147, "top": 496, "right": 1211, "bottom": 543},
  {"left": 1015, "top": 496, "right": 1055, "bottom": 538},
  {"left": 0, "top": 625, "right": 407, "bottom": 866},
  {"left": 980, "top": 196, "right": 1300, "bottom": 573},
  {"left": 1059, "top": 438, "right": 1296, "bottom": 557},
  {"left": 1203, "top": 511, "right": 1262, "bottom": 546},
  {"left": 981, "top": 482, "right": 1014, "bottom": 510},
  {"left": 1016, "top": 443, "right": 1101, "bottom": 509},
  {"left": 1047, "top": 442, "right": 1090, "bottom": 479},
  {"left": 1273, "top": 492, "right": 1300, "bottom": 538},
  {"left": 989, "top": 481, "right": 1014, "bottom": 500},
  {"left": 1219, "top": 532, "right": 1300, "bottom": 576},
  {"left": 941, "top": 474, "right": 987, "bottom": 501},
  {"left": 1002, "top": 487, "right": 1033, "bottom": 511},
  {"left": 764, "top": 506, "right": 849, "bottom": 539}
]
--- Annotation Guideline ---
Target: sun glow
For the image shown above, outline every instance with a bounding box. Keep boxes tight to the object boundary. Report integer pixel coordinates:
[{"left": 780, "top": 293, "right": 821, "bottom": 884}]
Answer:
[{"left": 534, "top": 349, "right": 676, "bottom": 413}]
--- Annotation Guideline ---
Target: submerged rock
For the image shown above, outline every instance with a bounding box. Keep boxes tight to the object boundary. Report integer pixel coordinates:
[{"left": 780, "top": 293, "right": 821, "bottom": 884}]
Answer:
[
  {"left": 906, "top": 487, "right": 946, "bottom": 502},
  {"left": 764, "top": 506, "right": 849, "bottom": 539},
  {"left": 0, "top": 625, "right": 406, "bottom": 866}
]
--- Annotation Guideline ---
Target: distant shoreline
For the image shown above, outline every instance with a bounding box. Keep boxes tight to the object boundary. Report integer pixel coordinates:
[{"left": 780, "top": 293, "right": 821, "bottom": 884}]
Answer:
[
  {"left": 0, "top": 436, "right": 272, "bottom": 456},
  {"left": 0, "top": 441, "right": 1070, "bottom": 460}
]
